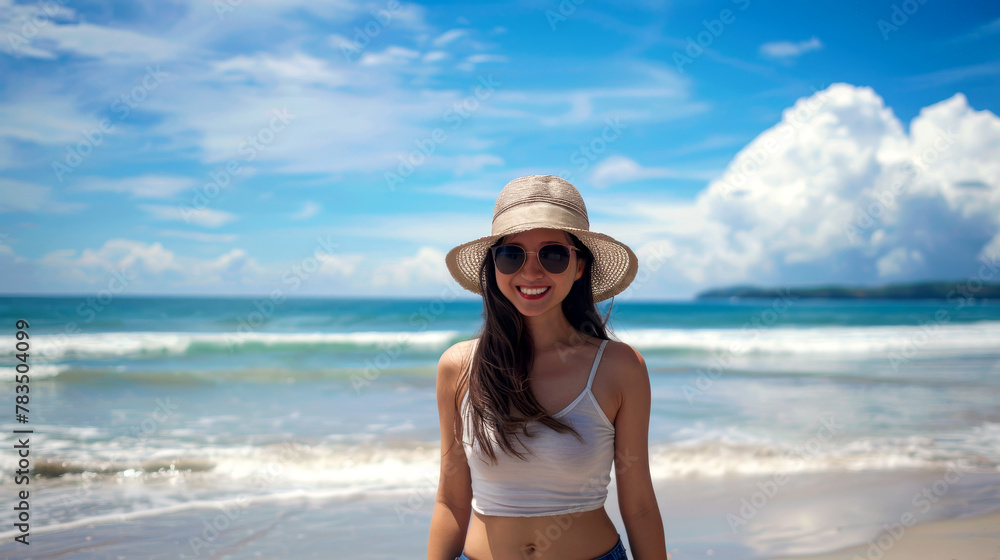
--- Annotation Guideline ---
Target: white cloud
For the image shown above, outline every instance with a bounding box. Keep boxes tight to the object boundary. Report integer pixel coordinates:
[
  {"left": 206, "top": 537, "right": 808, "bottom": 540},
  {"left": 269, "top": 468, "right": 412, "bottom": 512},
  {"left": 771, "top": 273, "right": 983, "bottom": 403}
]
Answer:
[
  {"left": 601, "top": 83, "right": 1000, "bottom": 295},
  {"left": 589, "top": 155, "right": 693, "bottom": 188},
  {"left": 292, "top": 201, "right": 322, "bottom": 220},
  {"left": 150, "top": 48, "right": 463, "bottom": 174},
  {"left": 415, "top": 180, "right": 503, "bottom": 200},
  {"left": 953, "top": 17, "right": 1000, "bottom": 42},
  {"left": 904, "top": 62, "right": 1000, "bottom": 90},
  {"left": 139, "top": 204, "right": 237, "bottom": 228},
  {"left": 336, "top": 212, "right": 489, "bottom": 245},
  {"left": 432, "top": 29, "right": 467, "bottom": 46},
  {"left": 157, "top": 230, "right": 239, "bottom": 243},
  {"left": 422, "top": 51, "right": 449, "bottom": 63},
  {"left": 37, "top": 22, "right": 184, "bottom": 61},
  {"left": 3, "top": 234, "right": 372, "bottom": 293},
  {"left": 0, "top": 95, "right": 102, "bottom": 145},
  {"left": 359, "top": 46, "right": 421, "bottom": 66},
  {"left": 38, "top": 238, "right": 184, "bottom": 281},
  {"left": 0, "top": 0, "right": 185, "bottom": 63},
  {"left": 0, "top": 233, "right": 27, "bottom": 264},
  {"left": 759, "top": 37, "right": 823, "bottom": 59},
  {"left": 0, "top": 179, "right": 86, "bottom": 213},
  {"left": 35, "top": 238, "right": 274, "bottom": 289},
  {"left": 490, "top": 61, "right": 703, "bottom": 127},
  {"left": 454, "top": 154, "right": 504, "bottom": 176},
  {"left": 213, "top": 52, "right": 345, "bottom": 86},
  {"left": 313, "top": 253, "right": 364, "bottom": 280},
  {"left": 372, "top": 246, "right": 450, "bottom": 287},
  {"left": 876, "top": 247, "right": 925, "bottom": 277},
  {"left": 457, "top": 54, "right": 507, "bottom": 72},
  {"left": 73, "top": 175, "right": 197, "bottom": 199}
]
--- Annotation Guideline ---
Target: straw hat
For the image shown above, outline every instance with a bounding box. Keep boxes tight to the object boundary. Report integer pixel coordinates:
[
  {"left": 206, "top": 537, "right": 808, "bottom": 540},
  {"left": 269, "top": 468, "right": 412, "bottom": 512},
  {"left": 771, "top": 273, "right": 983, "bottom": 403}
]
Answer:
[{"left": 445, "top": 175, "right": 638, "bottom": 302}]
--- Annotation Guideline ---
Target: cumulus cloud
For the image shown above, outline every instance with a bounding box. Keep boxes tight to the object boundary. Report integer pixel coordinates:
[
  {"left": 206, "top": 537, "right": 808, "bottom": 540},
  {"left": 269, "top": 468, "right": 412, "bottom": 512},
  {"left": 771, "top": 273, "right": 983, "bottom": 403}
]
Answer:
[
  {"left": 372, "top": 246, "right": 451, "bottom": 287},
  {"left": 37, "top": 239, "right": 187, "bottom": 286},
  {"left": 604, "top": 83, "right": 1000, "bottom": 294},
  {"left": 2, "top": 236, "right": 371, "bottom": 294}
]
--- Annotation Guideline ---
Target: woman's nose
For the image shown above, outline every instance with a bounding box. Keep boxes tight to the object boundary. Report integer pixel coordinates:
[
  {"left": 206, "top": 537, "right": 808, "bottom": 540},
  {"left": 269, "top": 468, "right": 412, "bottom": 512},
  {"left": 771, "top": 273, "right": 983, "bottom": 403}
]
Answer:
[{"left": 521, "top": 252, "right": 545, "bottom": 278}]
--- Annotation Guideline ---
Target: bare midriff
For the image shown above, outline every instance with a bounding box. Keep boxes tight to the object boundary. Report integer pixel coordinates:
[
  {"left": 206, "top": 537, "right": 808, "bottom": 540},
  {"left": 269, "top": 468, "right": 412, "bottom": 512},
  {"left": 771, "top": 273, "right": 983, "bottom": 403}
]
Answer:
[{"left": 462, "top": 506, "right": 619, "bottom": 560}]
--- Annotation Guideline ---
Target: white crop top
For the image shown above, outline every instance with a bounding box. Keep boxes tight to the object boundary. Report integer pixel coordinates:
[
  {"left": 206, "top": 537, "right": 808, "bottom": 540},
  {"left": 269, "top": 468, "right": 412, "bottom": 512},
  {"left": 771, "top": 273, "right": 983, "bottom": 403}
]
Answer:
[{"left": 461, "top": 339, "right": 615, "bottom": 517}]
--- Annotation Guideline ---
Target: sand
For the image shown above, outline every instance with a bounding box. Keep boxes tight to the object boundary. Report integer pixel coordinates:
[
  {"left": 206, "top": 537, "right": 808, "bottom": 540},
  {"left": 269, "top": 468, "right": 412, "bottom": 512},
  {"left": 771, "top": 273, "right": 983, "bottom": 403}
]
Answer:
[{"left": 768, "top": 511, "right": 1000, "bottom": 560}]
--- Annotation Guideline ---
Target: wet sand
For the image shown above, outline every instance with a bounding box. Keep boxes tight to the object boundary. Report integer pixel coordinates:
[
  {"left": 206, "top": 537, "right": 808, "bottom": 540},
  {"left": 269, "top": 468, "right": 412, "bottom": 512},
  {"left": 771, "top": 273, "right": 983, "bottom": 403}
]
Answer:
[{"left": 767, "top": 510, "right": 1000, "bottom": 560}]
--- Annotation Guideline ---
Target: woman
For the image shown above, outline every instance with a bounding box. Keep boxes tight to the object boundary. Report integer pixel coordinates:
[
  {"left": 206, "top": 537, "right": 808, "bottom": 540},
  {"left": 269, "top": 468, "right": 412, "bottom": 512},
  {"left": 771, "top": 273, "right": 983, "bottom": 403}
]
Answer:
[{"left": 428, "top": 175, "right": 668, "bottom": 560}]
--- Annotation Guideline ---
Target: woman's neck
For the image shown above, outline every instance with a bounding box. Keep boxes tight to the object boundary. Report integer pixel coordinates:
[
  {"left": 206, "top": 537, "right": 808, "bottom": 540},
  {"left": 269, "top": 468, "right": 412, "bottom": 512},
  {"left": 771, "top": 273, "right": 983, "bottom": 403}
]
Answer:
[{"left": 523, "top": 309, "right": 585, "bottom": 351}]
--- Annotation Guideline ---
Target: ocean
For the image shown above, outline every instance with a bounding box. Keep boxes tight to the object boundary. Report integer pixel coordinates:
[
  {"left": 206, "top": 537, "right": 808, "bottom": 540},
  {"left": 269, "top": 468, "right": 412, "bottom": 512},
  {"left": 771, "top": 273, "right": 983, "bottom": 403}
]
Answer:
[{"left": 1, "top": 295, "right": 998, "bottom": 558}]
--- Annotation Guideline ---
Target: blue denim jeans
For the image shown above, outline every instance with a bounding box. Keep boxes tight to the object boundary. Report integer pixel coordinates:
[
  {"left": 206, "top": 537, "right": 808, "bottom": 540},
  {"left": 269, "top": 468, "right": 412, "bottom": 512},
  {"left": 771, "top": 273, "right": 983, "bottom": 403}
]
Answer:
[{"left": 456, "top": 535, "right": 627, "bottom": 560}]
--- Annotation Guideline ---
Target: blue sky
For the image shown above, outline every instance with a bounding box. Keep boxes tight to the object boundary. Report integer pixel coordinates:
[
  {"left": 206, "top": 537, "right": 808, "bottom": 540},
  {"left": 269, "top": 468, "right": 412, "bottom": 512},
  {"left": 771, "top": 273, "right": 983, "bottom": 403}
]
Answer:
[{"left": 1, "top": 0, "right": 999, "bottom": 299}]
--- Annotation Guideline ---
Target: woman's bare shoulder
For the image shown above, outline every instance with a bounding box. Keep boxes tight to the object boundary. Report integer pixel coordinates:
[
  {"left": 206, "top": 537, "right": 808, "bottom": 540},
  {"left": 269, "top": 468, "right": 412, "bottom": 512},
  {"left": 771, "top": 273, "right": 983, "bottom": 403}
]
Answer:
[
  {"left": 438, "top": 338, "right": 479, "bottom": 379},
  {"left": 601, "top": 338, "right": 648, "bottom": 380}
]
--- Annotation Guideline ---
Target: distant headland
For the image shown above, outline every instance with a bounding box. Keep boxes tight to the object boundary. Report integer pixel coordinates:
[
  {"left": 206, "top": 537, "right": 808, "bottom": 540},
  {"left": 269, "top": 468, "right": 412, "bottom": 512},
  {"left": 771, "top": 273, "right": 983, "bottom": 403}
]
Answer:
[{"left": 694, "top": 280, "right": 1000, "bottom": 300}]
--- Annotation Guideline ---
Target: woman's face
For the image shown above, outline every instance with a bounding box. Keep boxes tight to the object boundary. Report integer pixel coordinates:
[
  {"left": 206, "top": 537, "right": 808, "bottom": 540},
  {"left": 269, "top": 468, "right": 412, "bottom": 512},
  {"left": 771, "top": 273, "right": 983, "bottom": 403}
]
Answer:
[{"left": 493, "top": 228, "right": 585, "bottom": 319}]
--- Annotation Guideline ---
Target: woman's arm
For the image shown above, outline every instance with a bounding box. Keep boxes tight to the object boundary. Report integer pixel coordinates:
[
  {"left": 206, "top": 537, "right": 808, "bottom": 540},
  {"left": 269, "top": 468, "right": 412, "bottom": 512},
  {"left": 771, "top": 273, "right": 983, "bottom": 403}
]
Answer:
[
  {"left": 614, "top": 345, "right": 669, "bottom": 560},
  {"left": 427, "top": 342, "right": 474, "bottom": 560}
]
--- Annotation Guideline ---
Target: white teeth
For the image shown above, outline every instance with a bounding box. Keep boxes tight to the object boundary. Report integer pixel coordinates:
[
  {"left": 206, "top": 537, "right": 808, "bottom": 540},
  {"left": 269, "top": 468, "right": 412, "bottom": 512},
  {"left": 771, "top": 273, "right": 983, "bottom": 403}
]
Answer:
[{"left": 518, "top": 286, "right": 549, "bottom": 295}]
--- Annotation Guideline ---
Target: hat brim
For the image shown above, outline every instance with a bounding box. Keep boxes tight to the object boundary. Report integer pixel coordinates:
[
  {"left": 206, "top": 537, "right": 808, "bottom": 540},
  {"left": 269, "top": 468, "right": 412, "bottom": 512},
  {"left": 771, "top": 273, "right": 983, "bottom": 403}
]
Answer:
[{"left": 446, "top": 225, "right": 639, "bottom": 303}]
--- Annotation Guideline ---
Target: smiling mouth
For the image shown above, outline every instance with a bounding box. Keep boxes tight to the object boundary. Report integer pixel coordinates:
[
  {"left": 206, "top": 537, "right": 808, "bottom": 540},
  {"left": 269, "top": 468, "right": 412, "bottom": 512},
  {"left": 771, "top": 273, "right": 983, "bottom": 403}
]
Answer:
[{"left": 517, "top": 286, "right": 550, "bottom": 297}]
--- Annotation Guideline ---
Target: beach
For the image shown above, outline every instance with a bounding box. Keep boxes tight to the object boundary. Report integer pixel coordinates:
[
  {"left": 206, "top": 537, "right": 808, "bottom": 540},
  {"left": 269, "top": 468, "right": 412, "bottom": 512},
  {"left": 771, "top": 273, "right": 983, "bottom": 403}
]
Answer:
[
  {"left": 1, "top": 295, "right": 998, "bottom": 558},
  {"left": 768, "top": 512, "right": 1000, "bottom": 560}
]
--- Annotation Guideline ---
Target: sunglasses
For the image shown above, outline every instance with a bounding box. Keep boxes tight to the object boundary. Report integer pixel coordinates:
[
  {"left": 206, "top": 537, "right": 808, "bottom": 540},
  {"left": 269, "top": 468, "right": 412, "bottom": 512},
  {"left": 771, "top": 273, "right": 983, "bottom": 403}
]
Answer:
[{"left": 490, "top": 243, "right": 581, "bottom": 275}]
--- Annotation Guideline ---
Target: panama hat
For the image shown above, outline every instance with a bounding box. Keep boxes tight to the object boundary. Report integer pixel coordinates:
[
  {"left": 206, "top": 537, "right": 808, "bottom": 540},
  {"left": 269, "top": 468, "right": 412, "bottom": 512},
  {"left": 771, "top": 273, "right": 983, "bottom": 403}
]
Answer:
[{"left": 445, "top": 175, "right": 639, "bottom": 303}]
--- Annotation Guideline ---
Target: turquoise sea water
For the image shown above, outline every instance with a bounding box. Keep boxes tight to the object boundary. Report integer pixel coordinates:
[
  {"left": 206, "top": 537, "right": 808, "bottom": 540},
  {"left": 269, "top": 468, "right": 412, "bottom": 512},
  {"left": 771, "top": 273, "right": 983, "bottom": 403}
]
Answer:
[{"left": 0, "top": 295, "right": 998, "bottom": 556}]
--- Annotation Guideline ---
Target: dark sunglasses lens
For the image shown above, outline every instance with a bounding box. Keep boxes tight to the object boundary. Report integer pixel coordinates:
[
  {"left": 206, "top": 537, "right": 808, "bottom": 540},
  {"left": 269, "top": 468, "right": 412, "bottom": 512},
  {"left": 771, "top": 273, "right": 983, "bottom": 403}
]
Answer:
[
  {"left": 493, "top": 246, "right": 525, "bottom": 274},
  {"left": 538, "top": 245, "right": 572, "bottom": 273}
]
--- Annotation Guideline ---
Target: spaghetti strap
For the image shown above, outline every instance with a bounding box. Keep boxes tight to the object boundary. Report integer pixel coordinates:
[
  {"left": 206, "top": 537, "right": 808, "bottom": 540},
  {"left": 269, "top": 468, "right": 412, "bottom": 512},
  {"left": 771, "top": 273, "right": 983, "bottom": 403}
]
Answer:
[{"left": 586, "top": 339, "right": 609, "bottom": 390}]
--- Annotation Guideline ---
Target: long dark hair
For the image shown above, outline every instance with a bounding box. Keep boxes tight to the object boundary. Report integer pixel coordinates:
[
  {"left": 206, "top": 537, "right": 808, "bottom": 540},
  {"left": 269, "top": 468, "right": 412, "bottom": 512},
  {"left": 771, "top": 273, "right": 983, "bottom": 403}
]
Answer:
[{"left": 456, "top": 231, "right": 614, "bottom": 464}]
